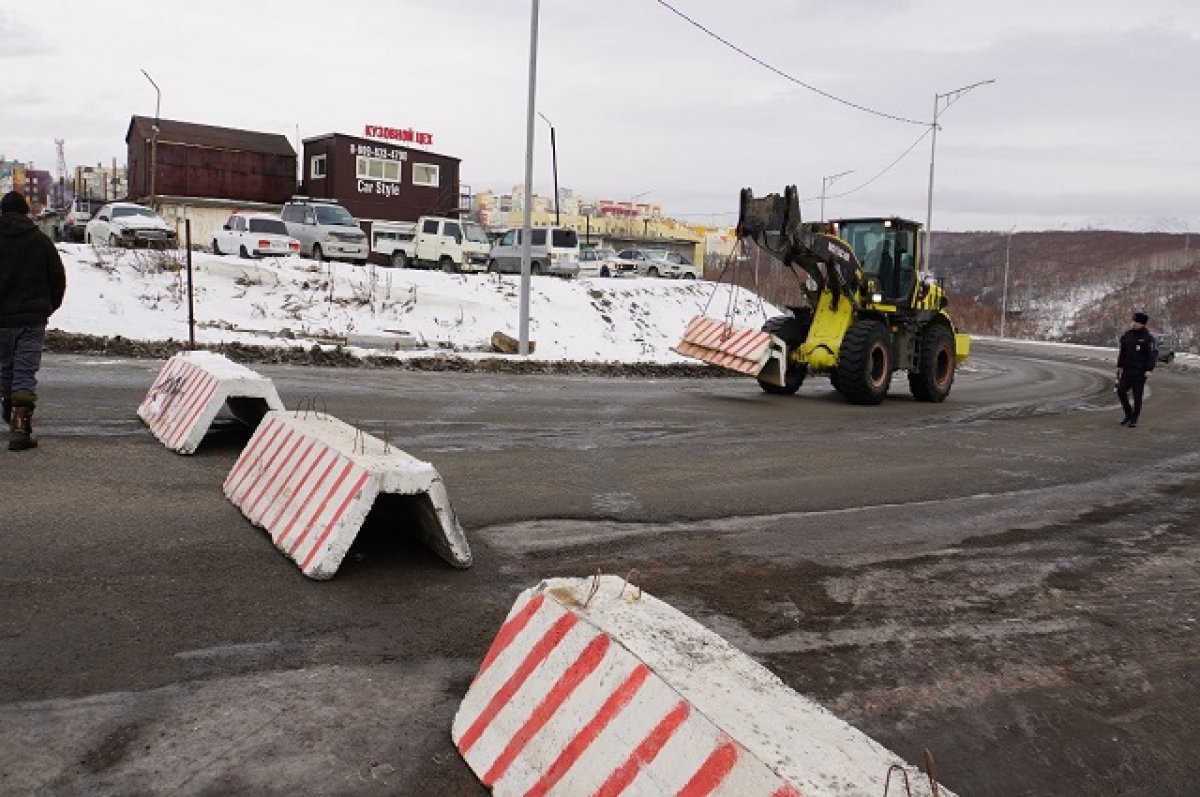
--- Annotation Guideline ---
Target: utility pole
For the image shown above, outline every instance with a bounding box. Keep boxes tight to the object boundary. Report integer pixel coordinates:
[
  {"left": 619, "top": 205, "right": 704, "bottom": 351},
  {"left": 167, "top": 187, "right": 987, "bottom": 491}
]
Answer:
[
  {"left": 141, "top": 69, "right": 161, "bottom": 208},
  {"left": 924, "top": 78, "right": 995, "bottom": 273},
  {"left": 820, "top": 170, "right": 854, "bottom": 222},
  {"left": 1001, "top": 225, "right": 1015, "bottom": 338},
  {"left": 518, "top": 0, "right": 540, "bottom": 356},
  {"left": 537, "top": 112, "right": 559, "bottom": 225}
]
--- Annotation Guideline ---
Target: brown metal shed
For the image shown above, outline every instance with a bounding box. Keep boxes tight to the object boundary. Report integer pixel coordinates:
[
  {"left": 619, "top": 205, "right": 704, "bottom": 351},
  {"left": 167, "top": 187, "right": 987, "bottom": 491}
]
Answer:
[
  {"left": 300, "top": 132, "right": 462, "bottom": 225},
  {"left": 126, "top": 116, "right": 297, "bottom": 205}
]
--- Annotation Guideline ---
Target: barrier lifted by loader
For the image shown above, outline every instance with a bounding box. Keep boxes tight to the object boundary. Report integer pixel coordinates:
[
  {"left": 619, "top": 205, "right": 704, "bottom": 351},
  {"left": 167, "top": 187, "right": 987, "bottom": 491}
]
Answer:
[{"left": 675, "top": 186, "right": 970, "bottom": 405}]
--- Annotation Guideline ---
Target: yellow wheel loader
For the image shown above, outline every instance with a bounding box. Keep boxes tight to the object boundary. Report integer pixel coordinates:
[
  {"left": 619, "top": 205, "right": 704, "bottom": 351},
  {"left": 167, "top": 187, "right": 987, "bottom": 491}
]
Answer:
[{"left": 675, "top": 186, "right": 969, "bottom": 405}]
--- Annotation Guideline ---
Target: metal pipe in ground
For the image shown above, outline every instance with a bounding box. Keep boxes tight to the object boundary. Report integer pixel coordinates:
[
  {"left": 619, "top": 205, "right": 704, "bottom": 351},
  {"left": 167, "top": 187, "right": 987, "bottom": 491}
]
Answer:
[{"left": 185, "top": 219, "right": 195, "bottom": 350}]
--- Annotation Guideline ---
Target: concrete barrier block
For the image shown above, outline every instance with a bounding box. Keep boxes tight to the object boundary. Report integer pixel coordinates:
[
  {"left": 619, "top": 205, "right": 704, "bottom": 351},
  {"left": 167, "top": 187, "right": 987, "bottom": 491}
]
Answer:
[
  {"left": 223, "top": 410, "right": 471, "bottom": 579},
  {"left": 673, "top": 315, "right": 775, "bottom": 376},
  {"left": 137, "top": 351, "right": 285, "bottom": 455},
  {"left": 453, "top": 575, "right": 952, "bottom": 796}
]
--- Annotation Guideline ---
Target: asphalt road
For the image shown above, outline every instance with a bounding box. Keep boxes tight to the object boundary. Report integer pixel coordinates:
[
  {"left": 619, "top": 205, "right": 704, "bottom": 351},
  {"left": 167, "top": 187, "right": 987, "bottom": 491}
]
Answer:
[{"left": 2, "top": 341, "right": 1198, "bottom": 796}]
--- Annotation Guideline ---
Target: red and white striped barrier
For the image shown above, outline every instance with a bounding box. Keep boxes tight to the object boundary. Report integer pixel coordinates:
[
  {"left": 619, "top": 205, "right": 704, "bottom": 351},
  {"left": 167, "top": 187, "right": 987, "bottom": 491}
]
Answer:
[
  {"left": 673, "top": 315, "right": 775, "bottom": 376},
  {"left": 454, "top": 576, "right": 952, "bottom": 797},
  {"left": 138, "top": 351, "right": 284, "bottom": 454},
  {"left": 223, "top": 410, "right": 471, "bottom": 579}
]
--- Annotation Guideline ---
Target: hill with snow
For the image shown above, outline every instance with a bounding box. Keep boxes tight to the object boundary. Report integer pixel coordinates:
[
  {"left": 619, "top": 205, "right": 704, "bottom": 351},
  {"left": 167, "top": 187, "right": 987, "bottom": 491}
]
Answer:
[{"left": 49, "top": 244, "right": 779, "bottom": 365}]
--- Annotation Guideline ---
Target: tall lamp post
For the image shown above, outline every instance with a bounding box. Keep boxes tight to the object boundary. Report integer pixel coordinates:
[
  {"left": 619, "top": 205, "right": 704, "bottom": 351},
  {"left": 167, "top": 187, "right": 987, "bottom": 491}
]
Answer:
[
  {"left": 923, "top": 78, "right": 994, "bottom": 273},
  {"left": 518, "top": 0, "right": 541, "bottom": 356},
  {"left": 141, "top": 69, "right": 161, "bottom": 208},
  {"left": 537, "top": 111, "right": 559, "bottom": 225},
  {"left": 1001, "top": 225, "right": 1015, "bottom": 338},
  {"left": 820, "top": 169, "right": 854, "bottom": 222},
  {"left": 630, "top": 190, "right": 650, "bottom": 236}
]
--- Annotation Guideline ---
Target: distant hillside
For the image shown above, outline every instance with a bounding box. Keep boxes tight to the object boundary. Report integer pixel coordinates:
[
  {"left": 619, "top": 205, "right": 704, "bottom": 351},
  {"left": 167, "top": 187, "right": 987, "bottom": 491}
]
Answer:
[
  {"left": 934, "top": 231, "right": 1196, "bottom": 349},
  {"left": 705, "top": 231, "right": 1197, "bottom": 352}
]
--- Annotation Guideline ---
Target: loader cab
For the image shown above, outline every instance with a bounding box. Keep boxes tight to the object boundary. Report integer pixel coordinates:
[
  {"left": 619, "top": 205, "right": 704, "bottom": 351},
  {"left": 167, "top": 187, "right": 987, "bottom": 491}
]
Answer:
[{"left": 831, "top": 217, "right": 921, "bottom": 304}]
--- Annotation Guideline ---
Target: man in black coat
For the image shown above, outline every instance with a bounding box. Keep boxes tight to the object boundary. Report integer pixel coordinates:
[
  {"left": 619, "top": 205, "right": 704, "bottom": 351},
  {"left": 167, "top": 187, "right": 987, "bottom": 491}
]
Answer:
[
  {"left": 1116, "top": 310, "right": 1156, "bottom": 428},
  {"left": 0, "top": 191, "right": 67, "bottom": 451}
]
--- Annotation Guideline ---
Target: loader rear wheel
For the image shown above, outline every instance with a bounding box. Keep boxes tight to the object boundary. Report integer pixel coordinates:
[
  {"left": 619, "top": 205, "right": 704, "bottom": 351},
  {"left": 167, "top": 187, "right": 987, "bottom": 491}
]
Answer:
[
  {"left": 908, "top": 324, "right": 956, "bottom": 402},
  {"left": 836, "top": 319, "right": 892, "bottom": 405}
]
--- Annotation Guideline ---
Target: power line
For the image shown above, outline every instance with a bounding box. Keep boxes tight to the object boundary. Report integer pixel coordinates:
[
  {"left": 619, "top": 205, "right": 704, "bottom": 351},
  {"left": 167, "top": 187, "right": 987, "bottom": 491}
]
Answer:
[
  {"left": 654, "top": 0, "right": 927, "bottom": 127},
  {"left": 673, "top": 127, "right": 933, "bottom": 222},
  {"left": 826, "top": 127, "right": 933, "bottom": 199}
]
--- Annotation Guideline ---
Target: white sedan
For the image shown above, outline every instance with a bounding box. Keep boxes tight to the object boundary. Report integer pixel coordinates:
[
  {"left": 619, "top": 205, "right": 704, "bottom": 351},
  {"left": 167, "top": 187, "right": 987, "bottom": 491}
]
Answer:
[
  {"left": 578, "top": 247, "right": 634, "bottom": 278},
  {"left": 213, "top": 213, "right": 300, "bottom": 258},
  {"left": 85, "top": 202, "right": 178, "bottom": 248}
]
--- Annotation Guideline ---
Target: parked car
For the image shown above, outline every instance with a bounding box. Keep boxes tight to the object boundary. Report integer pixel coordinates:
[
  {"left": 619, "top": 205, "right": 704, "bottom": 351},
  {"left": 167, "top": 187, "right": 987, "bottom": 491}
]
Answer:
[
  {"left": 60, "top": 196, "right": 106, "bottom": 243},
  {"left": 1155, "top": 333, "right": 1177, "bottom": 364},
  {"left": 488, "top": 226, "right": 580, "bottom": 278},
  {"left": 212, "top": 212, "right": 300, "bottom": 258},
  {"left": 578, "top": 247, "right": 635, "bottom": 278},
  {"left": 279, "top": 197, "right": 369, "bottom": 264},
  {"left": 85, "top": 202, "right": 178, "bottom": 248},
  {"left": 644, "top": 249, "right": 700, "bottom": 279},
  {"left": 614, "top": 248, "right": 655, "bottom": 276}
]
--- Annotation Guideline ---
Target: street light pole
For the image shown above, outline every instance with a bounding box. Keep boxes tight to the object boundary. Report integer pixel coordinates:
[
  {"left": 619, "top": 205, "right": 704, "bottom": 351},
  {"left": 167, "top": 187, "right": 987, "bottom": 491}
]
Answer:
[
  {"left": 518, "top": 0, "right": 540, "bottom": 356},
  {"left": 923, "top": 78, "right": 994, "bottom": 274},
  {"left": 820, "top": 169, "right": 854, "bottom": 222},
  {"left": 1001, "top": 225, "right": 1015, "bottom": 338},
  {"left": 537, "top": 112, "right": 559, "bottom": 225},
  {"left": 630, "top": 190, "right": 650, "bottom": 236},
  {"left": 141, "top": 69, "right": 161, "bottom": 208}
]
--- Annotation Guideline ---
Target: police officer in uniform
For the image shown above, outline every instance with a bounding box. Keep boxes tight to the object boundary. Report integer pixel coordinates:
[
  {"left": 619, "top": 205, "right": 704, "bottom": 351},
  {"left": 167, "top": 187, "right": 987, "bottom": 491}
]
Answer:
[{"left": 1116, "top": 310, "right": 1156, "bottom": 428}]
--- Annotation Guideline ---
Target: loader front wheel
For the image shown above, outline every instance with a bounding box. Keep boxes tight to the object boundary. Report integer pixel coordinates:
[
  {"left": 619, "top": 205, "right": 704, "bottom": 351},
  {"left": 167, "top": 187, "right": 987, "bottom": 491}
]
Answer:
[
  {"left": 908, "top": 323, "right": 956, "bottom": 402},
  {"left": 757, "top": 361, "right": 806, "bottom": 395},
  {"left": 836, "top": 320, "right": 892, "bottom": 405}
]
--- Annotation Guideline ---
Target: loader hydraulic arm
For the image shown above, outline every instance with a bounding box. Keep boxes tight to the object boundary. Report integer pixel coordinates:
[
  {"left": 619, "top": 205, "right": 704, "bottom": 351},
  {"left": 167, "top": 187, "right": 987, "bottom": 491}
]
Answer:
[{"left": 736, "top": 186, "right": 866, "bottom": 306}]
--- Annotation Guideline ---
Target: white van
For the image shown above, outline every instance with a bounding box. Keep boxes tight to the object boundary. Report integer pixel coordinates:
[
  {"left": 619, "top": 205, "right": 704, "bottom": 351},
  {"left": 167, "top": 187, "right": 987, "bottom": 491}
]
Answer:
[
  {"left": 279, "top": 197, "right": 369, "bottom": 264},
  {"left": 488, "top": 226, "right": 580, "bottom": 278},
  {"left": 372, "top": 216, "right": 490, "bottom": 272}
]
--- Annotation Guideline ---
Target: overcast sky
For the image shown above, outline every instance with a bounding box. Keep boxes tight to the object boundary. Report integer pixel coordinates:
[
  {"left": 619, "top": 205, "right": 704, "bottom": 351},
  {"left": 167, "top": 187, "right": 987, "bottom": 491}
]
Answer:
[{"left": 5, "top": 1, "right": 1199, "bottom": 232}]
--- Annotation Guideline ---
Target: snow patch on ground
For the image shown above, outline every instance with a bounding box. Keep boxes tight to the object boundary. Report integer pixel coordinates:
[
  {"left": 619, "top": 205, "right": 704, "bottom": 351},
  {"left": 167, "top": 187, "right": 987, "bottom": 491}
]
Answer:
[{"left": 52, "top": 244, "right": 780, "bottom": 364}]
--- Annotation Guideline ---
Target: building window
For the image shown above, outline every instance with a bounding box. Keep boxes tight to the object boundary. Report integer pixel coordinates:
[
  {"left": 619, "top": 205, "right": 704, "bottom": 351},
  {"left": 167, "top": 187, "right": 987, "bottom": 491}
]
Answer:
[
  {"left": 311, "top": 154, "right": 327, "bottom": 179},
  {"left": 356, "top": 157, "right": 401, "bottom": 183},
  {"left": 412, "top": 163, "right": 439, "bottom": 187}
]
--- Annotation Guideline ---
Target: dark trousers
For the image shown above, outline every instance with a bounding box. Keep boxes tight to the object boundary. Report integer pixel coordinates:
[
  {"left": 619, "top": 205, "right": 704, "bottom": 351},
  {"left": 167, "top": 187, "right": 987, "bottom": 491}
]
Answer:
[
  {"left": 0, "top": 325, "right": 47, "bottom": 401},
  {"left": 1117, "top": 372, "right": 1146, "bottom": 423}
]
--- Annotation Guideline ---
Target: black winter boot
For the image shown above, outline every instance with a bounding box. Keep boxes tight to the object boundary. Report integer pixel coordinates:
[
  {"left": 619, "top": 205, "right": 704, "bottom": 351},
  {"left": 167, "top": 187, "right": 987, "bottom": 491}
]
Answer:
[{"left": 9, "top": 405, "right": 36, "bottom": 451}]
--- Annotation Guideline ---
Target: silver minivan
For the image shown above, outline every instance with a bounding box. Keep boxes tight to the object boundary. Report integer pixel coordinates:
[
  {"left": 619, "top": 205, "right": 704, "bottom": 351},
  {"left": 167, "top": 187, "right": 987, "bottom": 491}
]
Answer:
[
  {"left": 279, "top": 197, "right": 369, "bottom": 264},
  {"left": 488, "top": 226, "right": 580, "bottom": 277}
]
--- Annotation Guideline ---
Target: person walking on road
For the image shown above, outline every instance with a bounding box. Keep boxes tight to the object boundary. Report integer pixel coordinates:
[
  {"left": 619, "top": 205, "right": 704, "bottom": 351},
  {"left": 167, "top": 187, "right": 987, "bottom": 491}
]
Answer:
[
  {"left": 0, "top": 190, "right": 67, "bottom": 451},
  {"left": 1116, "top": 310, "right": 1156, "bottom": 428}
]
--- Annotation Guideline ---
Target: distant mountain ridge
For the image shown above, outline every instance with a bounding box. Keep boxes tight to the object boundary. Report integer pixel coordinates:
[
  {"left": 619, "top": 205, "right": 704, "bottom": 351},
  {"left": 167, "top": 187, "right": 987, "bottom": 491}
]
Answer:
[
  {"left": 714, "top": 230, "right": 1196, "bottom": 354},
  {"left": 932, "top": 230, "right": 1196, "bottom": 350}
]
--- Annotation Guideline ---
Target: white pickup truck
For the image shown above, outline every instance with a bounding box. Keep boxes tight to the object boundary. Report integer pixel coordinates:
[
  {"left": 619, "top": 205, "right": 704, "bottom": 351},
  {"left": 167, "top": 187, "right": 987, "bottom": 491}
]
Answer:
[{"left": 371, "top": 216, "right": 491, "bottom": 272}]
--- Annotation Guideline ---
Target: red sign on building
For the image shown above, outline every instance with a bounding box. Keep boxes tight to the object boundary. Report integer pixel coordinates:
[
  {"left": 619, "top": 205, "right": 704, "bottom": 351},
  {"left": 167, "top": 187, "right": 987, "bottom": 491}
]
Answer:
[{"left": 364, "top": 124, "right": 433, "bottom": 146}]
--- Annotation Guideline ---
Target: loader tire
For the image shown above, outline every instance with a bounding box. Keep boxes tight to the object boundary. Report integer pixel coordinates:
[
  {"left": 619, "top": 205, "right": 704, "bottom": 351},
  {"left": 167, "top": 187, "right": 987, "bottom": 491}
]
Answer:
[
  {"left": 908, "top": 323, "right": 956, "bottom": 402},
  {"left": 836, "top": 319, "right": 892, "bottom": 405},
  {"left": 756, "top": 313, "right": 810, "bottom": 395},
  {"left": 760, "top": 312, "right": 811, "bottom": 346},
  {"left": 757, "top": 363, "right": 805, "bottom": 395}
]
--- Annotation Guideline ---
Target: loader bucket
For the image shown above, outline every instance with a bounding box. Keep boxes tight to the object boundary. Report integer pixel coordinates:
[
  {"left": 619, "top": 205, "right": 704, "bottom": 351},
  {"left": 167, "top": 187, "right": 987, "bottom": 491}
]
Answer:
[
  {"left": 673, "top": 315, "right": 775, "bottom": 375},
  {"left": 736, "top": 185, "right": 802, "bottom": 256}
]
